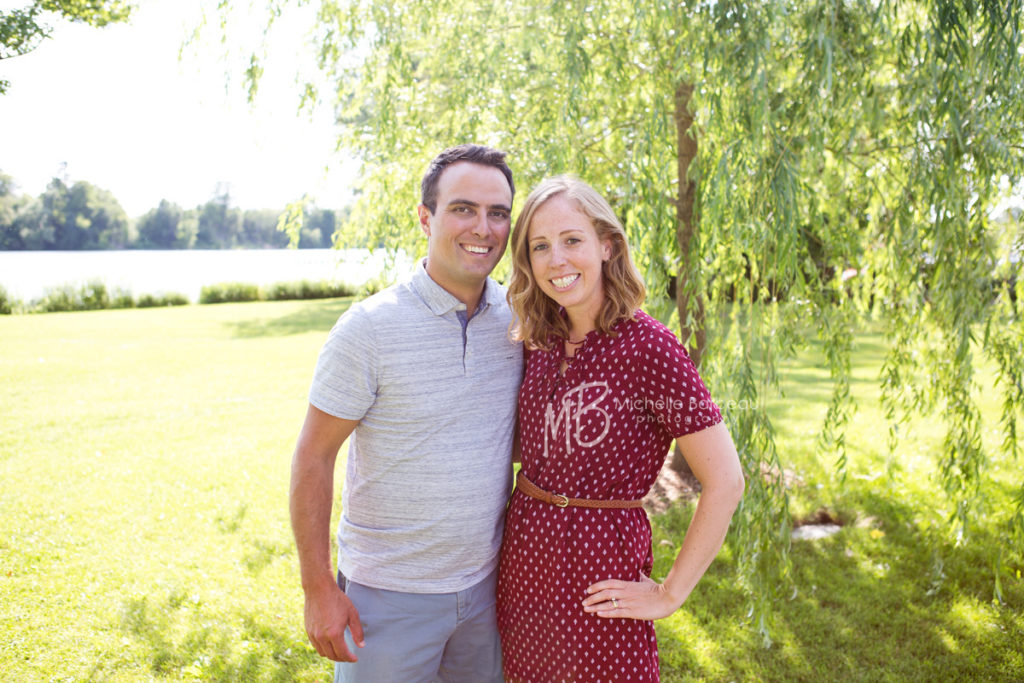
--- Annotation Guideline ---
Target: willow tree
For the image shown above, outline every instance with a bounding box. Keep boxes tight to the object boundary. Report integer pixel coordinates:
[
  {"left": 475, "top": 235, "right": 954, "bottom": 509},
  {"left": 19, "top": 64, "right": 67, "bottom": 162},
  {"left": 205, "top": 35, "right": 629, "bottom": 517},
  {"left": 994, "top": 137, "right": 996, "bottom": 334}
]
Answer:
[
  {"left": 225, "top": 0, "right": 1023, "bottom": 640},
  {"left": 0, "top": 0, "right": 132, "bottom": 93}
]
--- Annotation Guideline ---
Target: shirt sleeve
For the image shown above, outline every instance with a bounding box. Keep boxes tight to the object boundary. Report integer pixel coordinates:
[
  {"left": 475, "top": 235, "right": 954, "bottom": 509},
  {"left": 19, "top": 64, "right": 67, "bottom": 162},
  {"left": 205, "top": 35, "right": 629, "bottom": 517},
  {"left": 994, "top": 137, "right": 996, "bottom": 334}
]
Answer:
[
  {"left": 636, "top": 323, "right": 722, "bottom": 439},
  {"left": 308, "top": 305, "right": 378, "bottom": 420}
]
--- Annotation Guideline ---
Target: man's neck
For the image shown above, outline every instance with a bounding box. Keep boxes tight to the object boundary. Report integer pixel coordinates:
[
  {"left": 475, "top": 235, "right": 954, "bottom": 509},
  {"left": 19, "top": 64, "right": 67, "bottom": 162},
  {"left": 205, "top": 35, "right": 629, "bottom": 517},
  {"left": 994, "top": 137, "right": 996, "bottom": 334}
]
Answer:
[{"left": 424, "top": 261, "right": 486, "bottom": 317}]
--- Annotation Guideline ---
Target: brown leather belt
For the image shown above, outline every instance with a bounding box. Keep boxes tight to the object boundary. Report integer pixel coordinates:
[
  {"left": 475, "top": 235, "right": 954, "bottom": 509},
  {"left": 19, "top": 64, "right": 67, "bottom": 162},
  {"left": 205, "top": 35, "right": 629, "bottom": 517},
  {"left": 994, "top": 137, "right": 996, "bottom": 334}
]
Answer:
[{"left": 515, "top": 470, "right": 644, "bottom": 509}]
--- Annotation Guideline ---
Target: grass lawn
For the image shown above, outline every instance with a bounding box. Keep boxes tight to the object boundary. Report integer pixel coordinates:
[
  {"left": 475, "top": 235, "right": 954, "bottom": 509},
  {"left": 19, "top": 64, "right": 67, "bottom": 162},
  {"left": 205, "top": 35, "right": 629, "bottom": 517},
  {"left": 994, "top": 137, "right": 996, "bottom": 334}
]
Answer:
[{"left": 1, "top": 299, "right": 1021, "bottom": 681}]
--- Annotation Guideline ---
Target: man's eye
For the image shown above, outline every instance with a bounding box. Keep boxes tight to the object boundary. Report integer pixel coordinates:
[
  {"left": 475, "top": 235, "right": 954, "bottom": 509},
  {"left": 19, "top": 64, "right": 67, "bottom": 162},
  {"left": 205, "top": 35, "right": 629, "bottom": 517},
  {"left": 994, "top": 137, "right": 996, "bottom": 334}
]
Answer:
[
  {"left": 453, "top": 206, "right": 473, "bottom": 214},
  {"left": 490, "top": 210, "right": 510, "bottom": 220}
]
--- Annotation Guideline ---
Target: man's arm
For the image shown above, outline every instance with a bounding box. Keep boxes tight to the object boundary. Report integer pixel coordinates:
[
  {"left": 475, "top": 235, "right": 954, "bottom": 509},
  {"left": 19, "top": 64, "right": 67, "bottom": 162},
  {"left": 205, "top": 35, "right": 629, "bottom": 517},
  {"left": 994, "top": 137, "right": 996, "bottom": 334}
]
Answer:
[{"left": 290, "top": 404, "right": 363, "bottom": 662}]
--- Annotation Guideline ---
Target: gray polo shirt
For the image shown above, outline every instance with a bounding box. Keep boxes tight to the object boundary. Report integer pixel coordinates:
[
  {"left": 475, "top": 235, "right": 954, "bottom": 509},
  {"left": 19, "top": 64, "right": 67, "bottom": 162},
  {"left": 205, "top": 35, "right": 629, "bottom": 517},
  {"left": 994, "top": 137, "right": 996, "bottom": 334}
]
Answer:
[{"left": 309, "top": 260, "right": 523, "bottom": 593}]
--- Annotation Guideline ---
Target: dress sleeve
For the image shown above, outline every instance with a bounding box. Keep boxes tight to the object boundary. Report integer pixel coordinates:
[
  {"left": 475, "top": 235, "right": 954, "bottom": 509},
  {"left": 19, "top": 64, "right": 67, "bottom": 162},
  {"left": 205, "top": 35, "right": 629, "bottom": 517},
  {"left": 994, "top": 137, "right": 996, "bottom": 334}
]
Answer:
[
  {"left": 636, "top": 323, "right": 722, "bottom": 439},
  {"left": 308, "top": 305, "right": 379, "bottom": 420}
]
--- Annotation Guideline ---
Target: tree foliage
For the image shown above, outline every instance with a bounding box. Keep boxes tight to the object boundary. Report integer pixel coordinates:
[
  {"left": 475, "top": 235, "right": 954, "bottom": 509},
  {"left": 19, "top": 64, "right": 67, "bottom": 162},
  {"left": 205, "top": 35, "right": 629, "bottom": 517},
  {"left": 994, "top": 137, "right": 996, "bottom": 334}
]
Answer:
[
  {"left": 0, "top": 176, "right": 133, "bottom": 249},
  {"left": 0, "top": 175, "right": 337, "bottom": 250},
  {"left": 0, "top": 0, "right": 132, "bottom": 93},
  {"left": 137, "top": 199, "right": 192, "bottom": 249},
  {"left": 222, "top": 0, "right": 1023, "bottom": 640}
]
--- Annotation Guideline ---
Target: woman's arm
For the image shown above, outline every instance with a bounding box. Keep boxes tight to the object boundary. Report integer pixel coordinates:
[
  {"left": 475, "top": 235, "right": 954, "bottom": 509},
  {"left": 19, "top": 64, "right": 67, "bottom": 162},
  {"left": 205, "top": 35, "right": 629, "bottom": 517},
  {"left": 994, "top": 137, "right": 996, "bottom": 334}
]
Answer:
[{"left": 581, "top": 421, "right": 744, "bottom": 620}]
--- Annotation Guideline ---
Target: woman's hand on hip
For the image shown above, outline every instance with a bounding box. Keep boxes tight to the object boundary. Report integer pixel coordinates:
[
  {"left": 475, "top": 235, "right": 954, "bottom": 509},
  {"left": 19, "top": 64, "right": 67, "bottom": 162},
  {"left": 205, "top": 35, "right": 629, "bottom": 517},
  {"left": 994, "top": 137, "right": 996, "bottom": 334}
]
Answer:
[{"left": 581, "top": 575, "right": 681, "bottom": 621}]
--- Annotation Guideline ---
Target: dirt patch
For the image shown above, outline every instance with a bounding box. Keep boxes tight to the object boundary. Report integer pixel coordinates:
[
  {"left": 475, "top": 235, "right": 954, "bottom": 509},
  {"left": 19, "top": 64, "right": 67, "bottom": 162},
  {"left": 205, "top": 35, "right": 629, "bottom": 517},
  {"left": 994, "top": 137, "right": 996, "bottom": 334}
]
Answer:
[
  {"left": 760, "top": 462, "right": 804, "bottom": 489},
  {"left": 795, "top": 507, "right": 843, "bottom": 527},
  {"left": 643, "top": 464, "right": 701, "bottom": 514},
  {"left": 644, "top": 460, "right": 806, "bottom": 515}
]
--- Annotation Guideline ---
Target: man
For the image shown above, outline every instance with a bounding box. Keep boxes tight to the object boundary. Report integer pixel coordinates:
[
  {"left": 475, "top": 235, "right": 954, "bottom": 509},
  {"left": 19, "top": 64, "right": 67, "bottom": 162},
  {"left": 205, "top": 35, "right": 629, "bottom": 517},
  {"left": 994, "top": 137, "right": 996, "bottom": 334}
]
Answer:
[{"left": 290, "top": 144, "right": 522, "bottom": 682}]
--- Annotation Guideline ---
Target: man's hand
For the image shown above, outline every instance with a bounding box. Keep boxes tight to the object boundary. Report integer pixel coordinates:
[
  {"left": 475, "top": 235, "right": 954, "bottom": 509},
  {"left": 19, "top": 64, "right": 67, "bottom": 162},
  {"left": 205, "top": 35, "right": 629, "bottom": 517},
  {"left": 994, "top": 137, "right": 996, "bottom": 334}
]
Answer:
[
  {"left": 304, "top": 581, "right": 365, "bottom": 662},
  {"left": 290, "top": 406, "right": 362, "bottom": 661}
]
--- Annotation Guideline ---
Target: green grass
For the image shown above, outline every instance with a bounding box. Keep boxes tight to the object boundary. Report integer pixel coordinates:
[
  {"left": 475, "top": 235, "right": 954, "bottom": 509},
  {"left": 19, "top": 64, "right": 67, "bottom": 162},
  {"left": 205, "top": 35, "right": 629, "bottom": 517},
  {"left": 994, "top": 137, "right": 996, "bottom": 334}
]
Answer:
[
  {"left": 1, "top": 301, "right": 1021, "bottom": 681},
  {"left": 652, "top": 325, "right": 1024, "bottom": 682},
  {"left": 1, "top": 299, "right": 355, "bottom": 681}
]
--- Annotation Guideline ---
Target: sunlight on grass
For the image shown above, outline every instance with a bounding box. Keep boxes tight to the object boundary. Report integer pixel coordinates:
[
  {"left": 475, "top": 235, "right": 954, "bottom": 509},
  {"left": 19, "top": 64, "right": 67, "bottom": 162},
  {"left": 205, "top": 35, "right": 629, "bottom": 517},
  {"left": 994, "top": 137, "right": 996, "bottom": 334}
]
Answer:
[
  {"left": 1, "top": 300, "right": 354, "bottom": 681},
  {"left": 1, "top": 302, "right": 1021, "bottom": 681}
]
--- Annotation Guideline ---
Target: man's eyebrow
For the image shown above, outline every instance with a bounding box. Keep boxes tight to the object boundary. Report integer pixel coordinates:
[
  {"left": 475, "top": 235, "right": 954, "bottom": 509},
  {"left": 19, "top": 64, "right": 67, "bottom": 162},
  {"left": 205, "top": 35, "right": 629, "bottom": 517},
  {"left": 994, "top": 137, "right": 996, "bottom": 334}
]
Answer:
[
  {"left": 446, "top": 198, "right": 481, "bottom": 208},
  {"left": 445, "top": 199, "right": 512, "bottom": 213}
]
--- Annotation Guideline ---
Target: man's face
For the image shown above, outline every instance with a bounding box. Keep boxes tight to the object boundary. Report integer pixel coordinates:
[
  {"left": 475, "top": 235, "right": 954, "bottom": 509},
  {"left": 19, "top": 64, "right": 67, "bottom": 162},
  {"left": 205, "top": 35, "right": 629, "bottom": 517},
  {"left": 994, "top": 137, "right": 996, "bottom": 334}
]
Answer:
[{"left": 417, "top": 161, "right": 513, "bottom": 299}]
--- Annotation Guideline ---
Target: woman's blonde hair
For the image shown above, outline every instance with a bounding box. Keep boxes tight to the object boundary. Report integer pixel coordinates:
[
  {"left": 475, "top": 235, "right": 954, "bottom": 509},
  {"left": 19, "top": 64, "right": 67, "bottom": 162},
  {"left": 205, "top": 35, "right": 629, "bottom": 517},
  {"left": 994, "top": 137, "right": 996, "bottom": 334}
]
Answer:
[{"left": 507, "top": 175, "right": 646, "bottom": 349}]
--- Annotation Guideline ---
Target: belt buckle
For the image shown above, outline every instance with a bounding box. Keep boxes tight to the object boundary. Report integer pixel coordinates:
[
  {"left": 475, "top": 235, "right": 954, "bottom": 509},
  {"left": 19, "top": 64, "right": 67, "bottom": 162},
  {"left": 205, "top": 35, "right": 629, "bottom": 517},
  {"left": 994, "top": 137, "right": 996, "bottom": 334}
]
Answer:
[{"left": 552, "top": 493, "right": 569, "bottom": 508}]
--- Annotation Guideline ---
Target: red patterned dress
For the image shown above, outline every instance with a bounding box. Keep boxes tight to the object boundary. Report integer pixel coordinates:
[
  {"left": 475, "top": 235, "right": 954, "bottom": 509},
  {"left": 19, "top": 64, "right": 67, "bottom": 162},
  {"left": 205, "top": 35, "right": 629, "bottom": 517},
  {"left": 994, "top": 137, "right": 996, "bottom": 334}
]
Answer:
[{"left": 497, "top": 310, "right": 722, "bottom": 682}]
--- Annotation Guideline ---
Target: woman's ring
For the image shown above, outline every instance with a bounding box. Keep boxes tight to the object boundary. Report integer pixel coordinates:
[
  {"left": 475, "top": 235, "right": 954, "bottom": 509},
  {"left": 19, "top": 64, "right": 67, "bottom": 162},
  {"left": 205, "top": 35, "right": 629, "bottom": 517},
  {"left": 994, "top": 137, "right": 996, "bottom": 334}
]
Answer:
[{"left": 611, "top": 598, "right": 619, "bottom": 609}]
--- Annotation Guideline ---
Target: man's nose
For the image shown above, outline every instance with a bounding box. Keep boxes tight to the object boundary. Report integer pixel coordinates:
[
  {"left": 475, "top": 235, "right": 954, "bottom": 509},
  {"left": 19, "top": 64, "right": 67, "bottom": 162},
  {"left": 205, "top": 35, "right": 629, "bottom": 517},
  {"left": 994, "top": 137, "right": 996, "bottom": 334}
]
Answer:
[{"left": 471, "top": 212, "right": 490, "bottom": 236}]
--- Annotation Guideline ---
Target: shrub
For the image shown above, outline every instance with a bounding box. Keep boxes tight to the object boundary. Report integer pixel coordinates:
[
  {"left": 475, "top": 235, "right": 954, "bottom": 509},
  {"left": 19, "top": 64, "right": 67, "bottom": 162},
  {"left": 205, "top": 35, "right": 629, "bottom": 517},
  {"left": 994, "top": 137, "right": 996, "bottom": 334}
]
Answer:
[
  {"left": 197, "top": 280, "right": 355, "bottom": 305},
  {"left": 31, "top": 282, "right": 191, "bottom": 312},
  {"left": 0, "top": 285, "right": 13, "bottom": 315},
  {"left": 136, "top": 292, "right": 190, "bottom": 308},
  {"left": 199, "top": 282, "right": 262, "bottom": 304},
  {"left": 37, "top": 280, "right": 112, "bottom": 312},
  {"left": 162, "top": 292, "right": 189, "bottom": 307},
  {"left": 265, "top": 279, "right": 355, "bottom": 301},
  {"left": 110, "top": 288, "right": 136, "bottom": 309},
  {"left": 358, "top": 275, "right": 391, "bottom": 299},
  {"left": 80, "top": 281, "right": 109, "bottom": 311},
  {"left": 38, "top": 284, "right": 81, "bottom": 312}
]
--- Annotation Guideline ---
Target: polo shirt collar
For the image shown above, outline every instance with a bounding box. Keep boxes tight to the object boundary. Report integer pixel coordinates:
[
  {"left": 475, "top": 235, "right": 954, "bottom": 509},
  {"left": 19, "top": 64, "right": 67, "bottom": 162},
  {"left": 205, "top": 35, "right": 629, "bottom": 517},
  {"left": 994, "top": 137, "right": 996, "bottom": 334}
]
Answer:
[{"left": 411, "top": 258, "right": 500, "bottom": 316}]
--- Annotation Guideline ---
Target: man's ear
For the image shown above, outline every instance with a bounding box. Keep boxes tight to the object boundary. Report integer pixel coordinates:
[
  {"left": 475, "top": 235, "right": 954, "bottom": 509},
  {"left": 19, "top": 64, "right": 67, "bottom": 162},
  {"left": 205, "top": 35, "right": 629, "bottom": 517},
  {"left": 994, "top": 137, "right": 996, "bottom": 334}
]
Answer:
[{"left": 417, "top": 204, "right": 433, "bottom": 236}]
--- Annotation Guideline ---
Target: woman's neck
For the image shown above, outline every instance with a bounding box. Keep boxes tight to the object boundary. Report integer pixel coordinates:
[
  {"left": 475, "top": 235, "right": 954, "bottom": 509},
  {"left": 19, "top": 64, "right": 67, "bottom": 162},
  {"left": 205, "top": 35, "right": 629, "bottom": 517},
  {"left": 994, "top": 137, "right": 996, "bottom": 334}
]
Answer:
[{"left": 565, "top": 312, "right": 597, "bottom": 344}]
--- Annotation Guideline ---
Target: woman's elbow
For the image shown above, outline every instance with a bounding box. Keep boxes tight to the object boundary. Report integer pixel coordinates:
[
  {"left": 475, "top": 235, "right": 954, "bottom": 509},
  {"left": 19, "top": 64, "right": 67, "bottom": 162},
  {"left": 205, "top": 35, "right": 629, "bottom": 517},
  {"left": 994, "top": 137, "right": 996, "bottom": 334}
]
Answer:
[
  {"left": 703, "top": 465, "right": 744, "bottom": 510},
  {"left": 732, "top": 470, "right": 746, "bottom": 504},
  {"left": 722, "top": 468, "right": 745, "bottom": 509}
]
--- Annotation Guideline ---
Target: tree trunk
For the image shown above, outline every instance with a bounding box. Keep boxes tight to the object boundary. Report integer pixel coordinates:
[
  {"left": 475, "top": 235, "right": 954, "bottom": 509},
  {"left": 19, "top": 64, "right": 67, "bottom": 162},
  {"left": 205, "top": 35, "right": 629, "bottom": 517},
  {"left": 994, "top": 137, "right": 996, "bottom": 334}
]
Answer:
[{"left": 669, "top": 79, "right": 705, "bottom": 477}]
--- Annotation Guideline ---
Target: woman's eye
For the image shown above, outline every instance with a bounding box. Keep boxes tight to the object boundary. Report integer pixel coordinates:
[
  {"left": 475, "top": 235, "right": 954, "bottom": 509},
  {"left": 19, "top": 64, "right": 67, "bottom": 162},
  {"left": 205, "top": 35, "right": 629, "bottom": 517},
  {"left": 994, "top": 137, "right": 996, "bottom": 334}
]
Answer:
[{"left": 531, "top": 243, "right": 548, "bottom": 252}]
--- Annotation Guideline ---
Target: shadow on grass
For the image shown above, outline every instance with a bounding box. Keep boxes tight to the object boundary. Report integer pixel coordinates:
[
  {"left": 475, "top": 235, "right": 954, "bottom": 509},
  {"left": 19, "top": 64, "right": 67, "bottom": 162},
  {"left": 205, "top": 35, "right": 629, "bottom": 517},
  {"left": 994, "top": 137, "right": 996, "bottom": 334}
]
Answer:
[
  {"left": 215, "top": 503, "right": 247, "bottom": 534},
  {"left": 120, "top": 592, "right": 324, "bottom": 681},
  {"left": 243, "top": 538, "right": 292, "bottom": 575},
  {"left": 228, "top": 298, "right": 355, "bottom": 338},
  {"left": 651, "top": 492, "right": 1024, "bottom": 682}
]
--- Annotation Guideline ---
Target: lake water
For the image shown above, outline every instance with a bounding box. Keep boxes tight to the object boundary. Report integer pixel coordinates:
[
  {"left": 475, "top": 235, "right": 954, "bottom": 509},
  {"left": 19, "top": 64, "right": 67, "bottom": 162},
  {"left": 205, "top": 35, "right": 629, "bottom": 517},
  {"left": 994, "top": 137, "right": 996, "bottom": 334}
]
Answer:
[{"left": 0, "top": 249, "right": 411, "bottom": 303}]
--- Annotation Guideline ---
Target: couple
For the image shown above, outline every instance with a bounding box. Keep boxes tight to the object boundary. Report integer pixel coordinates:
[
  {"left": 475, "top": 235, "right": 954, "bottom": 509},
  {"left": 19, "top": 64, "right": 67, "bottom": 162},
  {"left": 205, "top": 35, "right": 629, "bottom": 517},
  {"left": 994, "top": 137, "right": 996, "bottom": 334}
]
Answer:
[{"left": 290, "top": 144, "right": 745, "bottom": 682}]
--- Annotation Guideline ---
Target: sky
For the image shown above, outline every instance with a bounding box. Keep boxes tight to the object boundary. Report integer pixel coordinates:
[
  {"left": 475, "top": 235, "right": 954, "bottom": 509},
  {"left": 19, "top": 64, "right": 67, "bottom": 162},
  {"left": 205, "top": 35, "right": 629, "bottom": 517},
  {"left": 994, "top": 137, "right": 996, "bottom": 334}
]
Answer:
[{"left": 0, "top": 0, "right": 357, "bottom": 217}]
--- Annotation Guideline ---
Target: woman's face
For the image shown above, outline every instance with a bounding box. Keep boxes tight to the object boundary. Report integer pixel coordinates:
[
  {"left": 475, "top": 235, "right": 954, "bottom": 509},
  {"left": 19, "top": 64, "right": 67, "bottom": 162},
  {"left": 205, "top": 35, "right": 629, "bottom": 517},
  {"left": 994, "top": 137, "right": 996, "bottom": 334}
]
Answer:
[{"left": 526, "top": 194, "right": 611, "bottom": 329}]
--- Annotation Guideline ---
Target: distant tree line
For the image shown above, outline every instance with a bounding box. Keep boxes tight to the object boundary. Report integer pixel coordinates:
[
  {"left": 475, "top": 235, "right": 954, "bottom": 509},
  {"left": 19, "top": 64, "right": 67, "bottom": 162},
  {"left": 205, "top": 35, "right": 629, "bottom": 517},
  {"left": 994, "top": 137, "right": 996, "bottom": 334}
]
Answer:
[{"left": 0, "top": 172, "right": 344, "bottom": 250}]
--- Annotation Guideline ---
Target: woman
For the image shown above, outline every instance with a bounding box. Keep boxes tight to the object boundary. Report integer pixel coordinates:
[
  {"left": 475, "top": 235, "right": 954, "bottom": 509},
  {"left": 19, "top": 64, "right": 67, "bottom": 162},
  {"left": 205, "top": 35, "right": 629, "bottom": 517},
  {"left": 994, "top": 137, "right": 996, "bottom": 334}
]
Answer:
[{"left": 497, "top": 176, "right": 745, "bottom": 682}]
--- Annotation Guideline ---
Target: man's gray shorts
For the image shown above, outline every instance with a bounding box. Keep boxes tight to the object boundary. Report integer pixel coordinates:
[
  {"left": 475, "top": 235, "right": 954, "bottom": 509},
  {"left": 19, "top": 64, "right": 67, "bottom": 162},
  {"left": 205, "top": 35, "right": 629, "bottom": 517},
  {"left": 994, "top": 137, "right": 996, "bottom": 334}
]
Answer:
[{"left": 333, "top": 568, "right": 503, "bottom": 683}]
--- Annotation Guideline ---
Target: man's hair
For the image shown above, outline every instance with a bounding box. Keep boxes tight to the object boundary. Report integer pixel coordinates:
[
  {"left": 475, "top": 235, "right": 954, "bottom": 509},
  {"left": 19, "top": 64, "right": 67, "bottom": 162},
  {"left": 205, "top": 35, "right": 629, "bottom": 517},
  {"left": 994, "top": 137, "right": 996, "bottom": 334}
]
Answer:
[
  {"left": 420, "top": 144, "right": 515, "bottom": 213},
  {"left": 507, "top": 175, "right": 646, "bottom": 349}
]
